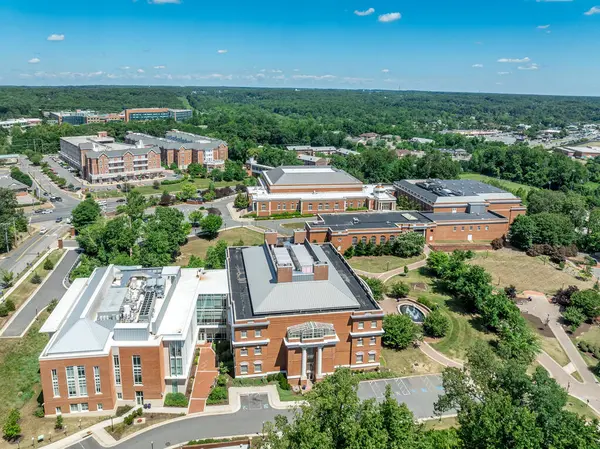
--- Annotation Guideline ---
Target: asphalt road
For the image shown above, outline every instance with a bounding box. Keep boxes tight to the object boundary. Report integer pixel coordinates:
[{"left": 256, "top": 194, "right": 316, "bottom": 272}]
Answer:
[{"left": 1, "top": 249, "right": 79, "bottom": 337}]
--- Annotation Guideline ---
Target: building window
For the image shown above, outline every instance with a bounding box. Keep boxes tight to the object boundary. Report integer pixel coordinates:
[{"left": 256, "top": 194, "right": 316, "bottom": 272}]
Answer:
[
  {"left": 282, "top": 203, "right": 286, "bottom": 210},
  {"left": 358, "top": 321, "right": 364, "bottom": 330},
  {"left": 357, "top": 338, "right": 364, "bottom": 347},
  {"left": 380, "top": 236, "right": 386, "bottom": 244},
  {"left": 477, "top": 226, "right": 481, "bottom": 231},
  {"left": 352, "top": 237, "right": 358, "bottom": 245},
  {"left": 113, "top": 355, "right": 121, "bottom": 386},
  {"left": 389, "top": 235, "right": 395, "bottom": 242},
  {"left": 132, "top": 355, "right": 142, "bottom": 385},
  {"left": 370, "top": 337, "right": 377, "bottom": 346},
  {"left": 255, "top": 329, "right": 262, "bottom": 338},
  {"left": 170, "top": 341, "right": 183, "bottom": 376},
  {"left": 51, "top": 369, "right": 60, "bottom": 397},
  {"left": 334, "top": 202, "right": 339, "bottom": 209},
  {"left": 308, "top": 203, "right": 313, "bottom": 211},
  {"left": 70, "top": 404, "right": 78, "bottom": 413},
  {"left": 356, "top": 353, "right": 364, "bottom": 364},
  {"left": 255, "top": 346, "right": 262, "bottom": 356},
  {"left": 370, "top": 236, "right": 376, "bottom": 244},
  {"left": 277, "top": 203, "right": 281, "bottom": 210},
  {"left": 240, "top": 364, "right": 248, "bottom": 375},
  {"left": 117, "top": 392, "right": 123, "bottom": 400},
  {"left": 371, "top": 321, "right": 377, "bottom": 329},
  {"left": 261, "top": 203, "right": 266, "bottom": 211},
  {"left": 55, "top": 407, "right": 62, "bottom": 415},
  {"left": 485, "top": 226, "right": 489, "bottom": 231},
  {"left": 77, "top": 366, "right": 87, "bottom": 396},
  {"left": 241, "top": 330, "right": 247, "bottom": 339},
  {"left": 452, "top": 208, "right": 457, "bottom": 213},
  {"left": 453, "top": 226, "right": 457, "bottom": 232},
  {"left": 361, "top": 236, "right": 367, "bottom": 244},
  {"left": 318, "top": 203, "right": 323, "bottom": 211},
  {"left": 469, "top": 226, "right": 473, "bottom": 231},
  {"left": 254, "top": 362, "right": 262, "bottom": 373},
  {"left": 461, "top": 226, "right": 465, "bottom": 231},
  {"left": 241, "top": 348, "right": 248, "bottom": 356},
  {"left": 348, "top": 201, "right": 353, "bottom": 208},
  {"left": 97, "top": 403, "right": 103, "bottom": 411},
  {"left": 94, "top": 366, "right": 101, "bottom": 394},
  {"left": 368, "top": 352, "right": 376, "bottom": 363}
]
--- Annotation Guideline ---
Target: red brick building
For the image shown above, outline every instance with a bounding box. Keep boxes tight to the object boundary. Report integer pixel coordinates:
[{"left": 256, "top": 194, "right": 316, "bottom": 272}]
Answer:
[
  {"left": 227, "top": 238, "right": 383, "bottom": 385},
  {"left": 247, "top": 166, "right": 396, "bottom": 217}
]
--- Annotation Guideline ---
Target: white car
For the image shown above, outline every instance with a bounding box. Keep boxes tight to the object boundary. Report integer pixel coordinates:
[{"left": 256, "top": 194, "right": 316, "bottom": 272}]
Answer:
[
  {"left": 39, "top": 227, "right": 47, "bottom": 235},
  {"left": 42, "top": 209, "right": 53, "bottom": 214}
]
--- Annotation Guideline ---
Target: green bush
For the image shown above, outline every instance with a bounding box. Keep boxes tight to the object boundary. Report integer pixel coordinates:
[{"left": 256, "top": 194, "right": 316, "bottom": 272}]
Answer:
[
  {"left": 0, "top": 304, "right": 8, "bottom": 317},
  {"left": 389, "top": 282, "right": 410, "bottom": 299},
  {"left": 123, "top": 414, "right": 134, "bottom": 426},
  {"left": 54, "top": 414, "right": 63, "bottom": 430},
  {"left": 423, "top": 309, "right": 450, "bottom": 338},
  {"left": 4, "top": 299, "right": 15, "bottom": 312},
  {"left": 43, "top": 257, "right": 55, "bottom": 270},
  {"left": 164, "top": 392, "right": 189, "bottom": 407},
  {"left": 207, "top": 386, "right": 228, "bottom": 405},
  {"left": 47, "top": 298, "right": 59, "bottom": 313},
  {"left": 579, "top": 341, "right": 590, "bottom": 352},
  {"left": 31, "top": 272, "right": 42, "bottom": 284},
  {"left": 115, "top": 405, "right": 133, "bottom": 417},
  {"left": 216, "top": 374, "right": 228, "bottom": 387},
  {"left": 33, "top": 407, "right": 45, "bottom": 418},
  {"left": 3, "top": 409, "right": 21, "bottom": 440},
  {"left": 417, "top": 296, "right": 436, "bottom": 310}
]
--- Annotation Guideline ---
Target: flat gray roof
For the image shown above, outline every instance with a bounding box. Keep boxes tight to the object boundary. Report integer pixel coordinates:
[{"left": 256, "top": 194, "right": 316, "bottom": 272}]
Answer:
[
  {"left": 312, "top": 211, "right": 432, "bottom": 231},
  {"left": 0, "top": 176, "right": 28, "bottom": 191},
  {"left": 394, "top": 179, "right": 516, "bottom": 204},
  {"left": 264, "top": 166, "right": 362, "bottom": 186},
  {"left": 421, "top": 211, "right": 507, "bottom": 222},
  {"left": 228, "top": 243, "right": 379, "bottom": 319}
]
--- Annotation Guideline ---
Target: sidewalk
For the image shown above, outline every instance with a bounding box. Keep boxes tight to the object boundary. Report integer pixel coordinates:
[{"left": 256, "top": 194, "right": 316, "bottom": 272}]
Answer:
[
  {"left": 352, "top": 245, "right": 431, "bottom": 282},
  {"left": 188, "top": 345, "right": 219, "bottom": 413}
]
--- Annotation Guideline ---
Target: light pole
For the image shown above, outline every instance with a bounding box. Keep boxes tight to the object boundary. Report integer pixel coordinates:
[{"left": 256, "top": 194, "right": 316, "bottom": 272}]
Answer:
[{"left": 151, "top": 441, "right": 154, "bottom": 449}]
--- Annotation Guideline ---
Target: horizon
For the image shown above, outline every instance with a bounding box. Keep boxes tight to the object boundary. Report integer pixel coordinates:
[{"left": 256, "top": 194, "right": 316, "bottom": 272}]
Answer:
[{"left": 1, "top": 0, "right": 600, "bottom": 96}]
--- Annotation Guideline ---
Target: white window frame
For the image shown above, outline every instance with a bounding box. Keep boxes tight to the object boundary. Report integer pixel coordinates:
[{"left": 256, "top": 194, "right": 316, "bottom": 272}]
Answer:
[
  {"left": 255, "top": 329, "right": 262, "bottom": 338},
  {"left": 240, "top": 363, "right": 249, "bottom": 375},
  {"left": 368, "top": 352, "right": 376, "bottom": 363},
  {"left": 241, "top": 330, "right": 247, "bottom": 339},
  {"left": 370, "top": 336, "right": 377, "bottom": 346},
  {"left": 132, "top": 355, "right": 143, "bottom": 385},
  {"left": 55, "top": 407, "right": 62, "bottom": 415},
  {"left": 371, "top": 320, "right": 377, "bottom": 329},
  {"left": 240, "top": 348, "right": 248, "bottom": 356},
  {"left": 357, "top": 338, "right": 364, "bottom": 347},
  {"left": 254, "top": 362, "right": 263, "bottom": 373},
  {"left": 51, "top": 369, "right": 60, "bottom": 397},
  {"left": 308, "top": 203, "right": 313, "bottom": 211},
  {"left": 94, "top": 366, "right": 101, "bottom": 394},
  {"left": 255, "top": 346, "right": 262, "bottom": 356},
  {"left": 113, "top": 355, "right": 121, "bottom": 386},
  {"left": 97, "top": 403, "right": 103, "bottom": 411},
  {"left": 358, "top": 321, "right": 364, "bottom": 330},
  {"left": 356, "top": 353, "right": 364, "bottom": 364},
  {"left": 117, "top": 392, "right": 123, "bottom": 400},
  {"left": 77, "top": 366, "right": 87, "bottom": 396}
]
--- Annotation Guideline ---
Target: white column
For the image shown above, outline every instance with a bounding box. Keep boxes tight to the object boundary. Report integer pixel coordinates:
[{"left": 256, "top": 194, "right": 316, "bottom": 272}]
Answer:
[
  {"left": 301, "top": 348, "right": 307, "bottom": 379},
  {"left": 317, "top": 346, "right": 323, "bottom": 378}
]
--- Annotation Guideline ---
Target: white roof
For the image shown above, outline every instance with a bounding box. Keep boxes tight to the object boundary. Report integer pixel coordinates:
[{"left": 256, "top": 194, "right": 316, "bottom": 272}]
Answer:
[
  {"left": 157, "top": 269, "right": 228, "bottom": 336},
  {"left": 40, "top": 278, "right": 87, "bottom": 334},
  {"left": 248, "top": 184, "right": 395, "bottom": 202}
]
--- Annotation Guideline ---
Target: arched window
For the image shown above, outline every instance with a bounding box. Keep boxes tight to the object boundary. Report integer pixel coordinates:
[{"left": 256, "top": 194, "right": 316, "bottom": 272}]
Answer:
[
  {"left": 380, "top": 236, "right": 386, "bottom": 244},
  {"left": 370, "top": 236, "right": 376, "bottom": 244},
  {"left": 361, "top": 236, "right": 367, "bottom": 244},
  {"left": 352, "top": 237, "right": 358, "bottom": 245}
]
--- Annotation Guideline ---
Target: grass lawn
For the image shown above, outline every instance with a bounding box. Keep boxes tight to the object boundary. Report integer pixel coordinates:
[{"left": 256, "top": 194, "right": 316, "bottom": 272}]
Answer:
[
  {"left": 469, "top": 249, "right": 593, "bottom": 296},
  {"left": 93, "top": 179, "right": 238, "bottom": 198},
  {"left": 0, "top": 249, "right": 65, "bottom": 330},
  {"left": 523, "top": 313, "right": 570, "bottom": 367},
  {"left": 381, "top": 347, "right": 444, "bottom": 376},
  {"left": 106, "top": 413, "right": 178, "bottom": 440},
  {"left": 459, "top": 173, "right": 535, "bottom": 194},
  {"left": 387, "top": 270, "right": 494, "bottom": 362},
  {"left": 277, "top": 386, "right": 301, "bottom": 402},
  {"left": 280, "top": 221, "right": 311, "bottom": 230},
  {"left": 348, "top": 254, "right": 425, "bottom": 274},
  {"left": 566, "top": 396, "right": 599, "bottom": 420},
  {"left": 574, "top": 324, "right": 600, "bottom": 347},
  {"left": 421, "top": 416, "right": 458, "bottom": 431},
  {"left": 178, "top": 228, "right": 264, "bottom": 266}
]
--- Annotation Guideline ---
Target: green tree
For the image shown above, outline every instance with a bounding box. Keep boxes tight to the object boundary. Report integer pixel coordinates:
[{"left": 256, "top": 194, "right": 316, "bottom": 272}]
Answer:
[
  {"left": 178, "top": 182, "right": 197, "bottom": 201},
  {"left": 3, "top": 409, "right": 21, "bottom": 440},
  {"left": 382, "top": 314, "right": 419, "bottom": 350},
  {"left": 426, "top": 251, "right": 450, "bottom": 276},
  {"left": 233, "top": 192, "right": 249, "bottom": 209},
  {"left": 124, "top": 190, "right": 147, "bottom": 222},
  {"left": 570, "top": 289, "right": 600, "bottom": 320},
  {"left": 1, "top": 269, "right": 14, "bottom": 288},
  {"left": 43, "top": 257, "right": 55, "bottom": 270},
  {"left": 362, "top": 276, "right": 386, "bottom": 301},
  {"left": 31, "top": 271, "right": 42, "bottom": 284},
  {"left": 423, "top": 309, "right": 450, "bottom": 338},
  {"left": 205, "top": 240, "right": 228, "bottom": 269},
  {"left": 187, "top": 255, "right": 205, "bottom": 268},
  {"left": 71, "top": 196, "right": 101, "bottom": 232},
  {"left": 189, "top": 210, "right": 204, "bottom": 227},
  {"left": 200, "top": 214, "right": 223, "bottom": 239},
  {"left": 509, "top": 215, "right": 537, "bottom": 250},
  {"left": 187, "top": 162, "right": 204, "bottom": 178},
  {"left": 563, "top": 307, "right": 586, "bottom": 332},
  {"left": 389, "top": 281, "right": 410, "bottom": 299}
]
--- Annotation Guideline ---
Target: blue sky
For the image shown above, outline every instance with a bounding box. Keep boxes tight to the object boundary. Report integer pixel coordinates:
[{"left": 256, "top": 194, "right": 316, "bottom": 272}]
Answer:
[{"left": 1, "top": 0, "right": 599, "bottom": 95}]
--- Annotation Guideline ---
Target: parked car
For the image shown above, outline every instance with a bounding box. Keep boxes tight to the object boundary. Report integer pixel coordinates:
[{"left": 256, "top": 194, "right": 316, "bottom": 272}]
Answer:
[
  {"left": 55, "top": 217, "right": 63, "bottom": 223},
  {"left": 42, "top": 210, "right": 53, "bottom": 214},
  {"left": 34, "top": 209, "right": 43, "bottom": 214},
  {"left": 116, "top": 198, "right": 126, "bottom": 203},
  {"left": 39, "top": 227, "right": 47, "bottom": 235}
]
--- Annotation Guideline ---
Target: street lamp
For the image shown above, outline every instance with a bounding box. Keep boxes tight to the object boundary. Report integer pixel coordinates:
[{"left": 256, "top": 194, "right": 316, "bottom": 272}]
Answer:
[{"left": 151, "top": 441, "right": 154, "bottom": 449}]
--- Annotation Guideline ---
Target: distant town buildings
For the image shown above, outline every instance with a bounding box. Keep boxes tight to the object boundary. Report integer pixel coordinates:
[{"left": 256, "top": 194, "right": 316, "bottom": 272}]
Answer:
[
  {"left": 556, "top": 146, "right": 600, "bottom": 159},
  {"left": 0, "top": 118, "right": 42, "bottom": 129},
  {"left": 247, "top": 166, "right": 397, "bottom": 217},
  {"left": 285, "top": 145, "right": 359, "bottom": 157},
  {"left": 0, "top": 174, "right": 28, "bottom": 193},
  {"left": 47, "top": 108, "right": 193, "bottom": 125}
]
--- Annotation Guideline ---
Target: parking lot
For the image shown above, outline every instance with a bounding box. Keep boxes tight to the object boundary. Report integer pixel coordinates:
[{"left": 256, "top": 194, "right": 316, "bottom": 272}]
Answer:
[{"left": 357, "top": 374, "right": 452, "bottom": 419}]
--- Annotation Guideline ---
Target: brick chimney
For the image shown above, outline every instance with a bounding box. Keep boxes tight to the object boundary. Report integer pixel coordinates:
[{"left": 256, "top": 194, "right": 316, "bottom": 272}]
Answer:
[
  {"left": 313, "top": 262, "right": 329, "bottom": 281},
  {"left": 264, "top": 230, "right": 278, "bottom": 246},
  {"left": 277, "top": 265, "right": 293, "bottom": 283},
  {"left": 293, "top": 229, "right": 307, "bottom": 244}
]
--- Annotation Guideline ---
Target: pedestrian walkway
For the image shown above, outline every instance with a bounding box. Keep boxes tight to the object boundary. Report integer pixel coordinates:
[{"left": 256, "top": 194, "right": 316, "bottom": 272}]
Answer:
[
  {"left": 419, "top": 341, "right": 464, "bottom": 369},
  {"left": 188, "top": 345, "right": 219, "bottom": 413},
  {"left": 352, "top": 245, "right": 431, "bottom": 283}
]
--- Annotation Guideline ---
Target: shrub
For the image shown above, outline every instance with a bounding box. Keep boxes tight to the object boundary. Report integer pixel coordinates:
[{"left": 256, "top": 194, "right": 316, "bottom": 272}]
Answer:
[
  {"left": 362, "top": 277, "right": 386, "bottom": 301},
  {"left": 579, "top": 341, "right": 590, "bottom": 353},
  {"left": 423, "top": 309, "right": 450, "bottom": 338},
  {"left": 207, "top": 386, "right": 228, "bottom": 404},
  {"left": 216, "top": 374, "right": 228, "bottom": 387},
  {"left": 164, "top": 392, "right": 189, "bottom": 407},
  {"left": 504, "top": 285, "right": 517, "bottom": 300},
  {"left": 382, "top": 314, "right": 419, "bottom": 350},
  {"left": 124, "top": 414, "right": 134, "bottom": 426},
  {"left": 344, "top": 246, "right": 354, "bottom": 259},
  {"left": 388, "top": 282, "right": 410, "bottom": 299},
  {"left": 417, "top": 296, "right": 436, "bottom": 310},
  {"left": 4, "top": 299, "right": 15, "bottom": 312},
  {"left": 43, "top": 257, "right": 55, "bottom": 270},
  {"left": 54, "top": 414, "right": 63, "bottom": 430},
  {"left": 33, "top": 407, "right": 45, "bottom": 418},
  {"left": 3, "top": 409, "right": 21, "bottom": 440},
  {"left": 563, "top": 307, "right": 586, "bottom": 332},
  {"left": 47, "top": 298, "right": 59, "bottom": 313},
  {"left": 0, "top": 304, "right": 9, "bottom": 317},
  {"left": 115, "top": 405, "right": 133, "bottom": 417},
  {"left": 153, "top": 180, "right": 161, "bottom": 190},
  {"left": 31, "top": 272, "right": 42, "bottom": 284},
  {"left": 491, "top": 237, "right": 504, "bottom": 250},
  {"left": 552, "top": 286, "right": 579, "bottom": 307}
]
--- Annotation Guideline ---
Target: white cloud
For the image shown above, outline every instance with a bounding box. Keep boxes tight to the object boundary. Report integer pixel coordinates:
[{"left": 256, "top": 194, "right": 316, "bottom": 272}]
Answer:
[
  {"left": 497, "top": 71, "right": 511, "bottom": 75},
  {"left": 19, "top": 74, "right": 32, "bottom": 78},
  {"left": 537, "top": 24, "right": 550, "bottom": 29},
  {"left": 518, "top": 63, "right": 539, "bottom": 70},
  {"left": 292, "top": 74, "right": 336, "bottom": 80},
  {"left": 584, "top": 6, "right": 600, "bottom": 15},
  {"left": 381, "top": 68, "right": 390, "bottom": 73},
  {"left": 217, "top": 49, "right": 228, "bottom": 54},
  {"left": 271, "top": 69, "right": 283, "bottom": 73},
  {"left": 137, "top": 69, "right": 145, "bottom": 73},
  {"left": 47, "top": 34, "right": 64, "bottom": 41},
  {"left": 120, "top": 66, "right": 131, "bottom": 70},
  {"left": 87, "top": 71, "right": 104, "bottom": 77},
  {"left": 148, "top": 0, "right": 181, "bottom": 3},
  {"left": 354, "top": 7, "right": 375, "bottom": 16},
  {"left": 272, "top": 75, "right": 286, "bottom": 80},
  {"left": 154, "top": 65, "right": 166, "bottom": 69},
  {"left": 472, "top": 64, "right": 484, "bottom": 68},
  {"left": 378, "top": 12, "right": 401, "bottom": 22},
  {"left": 28, "top": 58, "right": 40, "bottom": 64},
  {"left": 293, "top": 68, "right": 300, "bottom": 72},
  {"left": 497, "top": 57, "right": 530, "bottom": 63}
]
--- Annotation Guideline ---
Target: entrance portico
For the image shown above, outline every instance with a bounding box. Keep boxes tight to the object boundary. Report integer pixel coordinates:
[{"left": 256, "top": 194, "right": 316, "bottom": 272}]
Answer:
[{"left": 285, "top": 322, "right": 339, "bottom": 384}]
